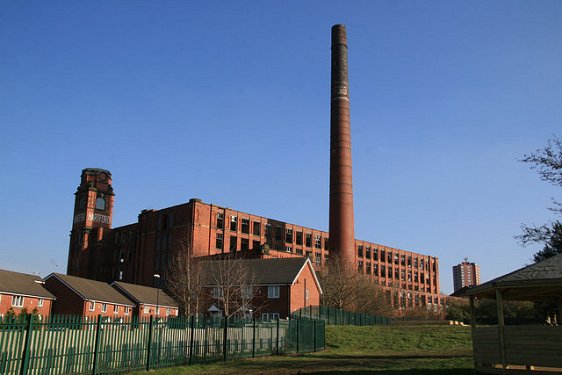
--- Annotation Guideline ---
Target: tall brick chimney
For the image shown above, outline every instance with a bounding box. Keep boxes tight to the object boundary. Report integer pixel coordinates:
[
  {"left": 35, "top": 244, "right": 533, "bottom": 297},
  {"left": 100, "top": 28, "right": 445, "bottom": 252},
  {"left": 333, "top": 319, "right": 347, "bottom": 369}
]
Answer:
[{"left": 329, "top": 24, "right": 355, "bottom": 267}]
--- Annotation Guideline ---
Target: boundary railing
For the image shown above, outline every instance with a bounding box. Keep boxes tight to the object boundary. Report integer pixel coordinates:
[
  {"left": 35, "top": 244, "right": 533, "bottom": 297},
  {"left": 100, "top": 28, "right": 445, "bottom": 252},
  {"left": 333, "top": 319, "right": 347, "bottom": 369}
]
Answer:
[
  {"left": 292, "top": 305, "right": 391, "bottom": 326},
  {"left": 0, "top": 314, "right": 325, "bottom": 375}
]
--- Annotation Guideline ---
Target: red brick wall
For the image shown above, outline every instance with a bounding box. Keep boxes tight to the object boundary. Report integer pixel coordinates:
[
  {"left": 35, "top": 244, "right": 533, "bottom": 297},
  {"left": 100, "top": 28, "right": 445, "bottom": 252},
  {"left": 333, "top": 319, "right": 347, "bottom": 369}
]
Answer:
[
  {"left": 137, "top": 303, "right": 179, "bottom": 319},
  {"left": 45, "top": 277, "right": 133, "bottom": 319},
  {"left": 45, "top": 277, "right": 86, "bottom": 315},
  {"left": 78, "top": 198, "right": 442, "bottom": 312},
  {"left": 0, "top": 293, "right": 53, "bottom": 317},
  {"left": 82, "top": 301, "right": 133, "bottom": 320},
  {"left": 290, "top": 263, "right": 321, "bottom": 313}
]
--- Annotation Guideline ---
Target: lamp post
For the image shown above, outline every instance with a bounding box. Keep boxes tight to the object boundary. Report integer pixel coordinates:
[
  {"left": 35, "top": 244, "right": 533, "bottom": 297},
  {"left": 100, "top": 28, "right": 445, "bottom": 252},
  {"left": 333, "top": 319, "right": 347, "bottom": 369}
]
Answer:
[
  {"left": 119, "top": 258, "right": 124, "bottom": 281},
  {"left": 153, "top": 274, "right": 161, "bottom": 318}
]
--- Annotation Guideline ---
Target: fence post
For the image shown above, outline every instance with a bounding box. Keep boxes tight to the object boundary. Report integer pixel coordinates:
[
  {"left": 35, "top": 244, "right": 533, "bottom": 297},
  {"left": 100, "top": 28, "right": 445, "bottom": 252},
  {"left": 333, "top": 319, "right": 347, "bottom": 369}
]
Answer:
[
  {"left": 146, "top": 315, "right": 154, "bottom": 371},
  {"left": 276, "top": 319, "right": 280, "bottom": 355},
  {"left": 313, "top": 319, "right": 317, "bottom": 352},
  {"left": 296, "top": 319, "right": 300, "bottom": 354},
  {"left": 19, "top": 314, "right": 33, "bottom": 375},
  {"left": 222, "top": 316, "right": 228, "bottom": 362},
  {"left": 92, "top": 315, "right": 102, "bottom": 375},
  {"left": 252, "top": 315, "right": 256, "bottom": 358},
  {"left": 157, "top": 318, "right": 162, "bottom": 366},
  {"left": 189, "top": 315, "right": 195, "bottom": 364}
]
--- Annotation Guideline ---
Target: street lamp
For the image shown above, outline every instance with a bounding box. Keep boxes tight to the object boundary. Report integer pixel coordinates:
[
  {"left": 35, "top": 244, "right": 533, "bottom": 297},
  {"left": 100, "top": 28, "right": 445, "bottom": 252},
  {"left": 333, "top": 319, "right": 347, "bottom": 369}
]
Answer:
[{"left": 153, "top": 274, "right": 161, "bottom": 318}]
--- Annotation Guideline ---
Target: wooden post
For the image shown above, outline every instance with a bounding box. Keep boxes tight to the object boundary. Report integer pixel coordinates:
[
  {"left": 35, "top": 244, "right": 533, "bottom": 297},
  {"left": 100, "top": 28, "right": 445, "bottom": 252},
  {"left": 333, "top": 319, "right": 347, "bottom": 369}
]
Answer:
[
  {"left": 469, "top": 296, "right": 478, "bottom": 369},
  {"left": 495, "top": 288, "right": 506, "bottom": 372}
]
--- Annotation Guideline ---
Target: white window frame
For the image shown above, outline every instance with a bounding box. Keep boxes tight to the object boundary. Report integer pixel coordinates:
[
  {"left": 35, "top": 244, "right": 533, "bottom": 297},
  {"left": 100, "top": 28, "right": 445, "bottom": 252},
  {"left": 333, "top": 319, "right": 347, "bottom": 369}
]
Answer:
[
  {"left": 262, "top": 312, "right": 280, "bottom": 321},
  {"left": 143, "top": 306, "right": 150, "bottom": 314},
  {"left": 101, "top": 303, "right": 107, "bottom": 313},
  {"left": 125, "top": 307, "right": 130, "bottom": 315},
  {"left": 268, "top": 285, "right": 280, "bottom": 299},
  {"left": 166, "top": 308, "right": 170, "bottom": 316},
  {"left": 242, "top": 286, "right": 253, "bottom": 299},
  {"left": 213, "top": 287, "right": 224, "bottom": 299},
  {"left": 11, "top": 295, "right": 24, "bottom": 308},
  {"left": 89, "top": 301, "right": 95, "bottom": 311},
  {"left": 113, "top": 305, "right": 119, "bottom": 314},
  {"left": 38, "top": 298, "right": 44, "bottom": 307}
]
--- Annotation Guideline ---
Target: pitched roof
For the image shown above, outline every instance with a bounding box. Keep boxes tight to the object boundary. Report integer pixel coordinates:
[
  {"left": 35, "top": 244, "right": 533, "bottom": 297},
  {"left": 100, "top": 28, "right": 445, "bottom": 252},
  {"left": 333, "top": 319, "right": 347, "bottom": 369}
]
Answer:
[
  {"left": 464, "top": 253, "right": 562, "bottom": 300},
  {"left": 112, "top": 281, "right": 178, "bottom": 307},
  {"left": 0, "top": 269, "right": 55, "bottom": 299},
  {"left": 46, "top": 273, "right": 134, "bottom": 306},
  {"left": 202, "top": 257, "right": 322, "bottom": 292}
]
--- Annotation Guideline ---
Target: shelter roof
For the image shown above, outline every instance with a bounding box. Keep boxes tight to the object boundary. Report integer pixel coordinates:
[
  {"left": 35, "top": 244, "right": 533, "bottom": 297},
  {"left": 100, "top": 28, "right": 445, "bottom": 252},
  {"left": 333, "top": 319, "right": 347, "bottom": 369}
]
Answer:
[
  {"left": 463, "top": 253, "right": 562, "bottom": 300},
  {"left": 0, "top": 269, "right": 55, "bottom": 300}
]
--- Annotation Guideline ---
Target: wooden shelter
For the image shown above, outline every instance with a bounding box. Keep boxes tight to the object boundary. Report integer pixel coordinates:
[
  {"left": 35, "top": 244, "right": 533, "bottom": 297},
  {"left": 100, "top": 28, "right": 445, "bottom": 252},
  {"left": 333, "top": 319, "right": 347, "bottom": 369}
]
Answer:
[{"left": 464, "top": 253, "right": 562, "bottom": 374}]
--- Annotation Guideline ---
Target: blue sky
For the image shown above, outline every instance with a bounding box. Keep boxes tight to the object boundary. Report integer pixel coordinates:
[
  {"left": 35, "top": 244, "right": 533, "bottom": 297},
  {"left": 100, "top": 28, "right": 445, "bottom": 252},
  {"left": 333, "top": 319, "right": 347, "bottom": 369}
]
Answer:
[{"left": 1, "top": 1, "right": 560, "bottom": 293}]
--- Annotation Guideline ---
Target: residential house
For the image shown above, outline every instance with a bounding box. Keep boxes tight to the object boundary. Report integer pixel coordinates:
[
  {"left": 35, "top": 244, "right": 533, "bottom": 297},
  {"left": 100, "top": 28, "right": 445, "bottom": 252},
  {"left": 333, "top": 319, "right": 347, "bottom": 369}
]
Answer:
[
  {"left": 202, "top": 257, "right": 322, "bottom": 320},
  {"left": 112, "top": 281, "right": 178, "bottom": 319},
  {"left": 44, "top": 273, "right": 134, "bottom": 320},
  {"left": 0, "top": 269, "right": 55, "bottom": 318}
]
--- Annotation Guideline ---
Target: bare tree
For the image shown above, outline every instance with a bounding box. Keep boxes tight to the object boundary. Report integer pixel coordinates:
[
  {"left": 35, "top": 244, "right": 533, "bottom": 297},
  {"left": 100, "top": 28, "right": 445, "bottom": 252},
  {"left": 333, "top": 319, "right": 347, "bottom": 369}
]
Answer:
[
  {"left": 318, "top": 255, "right": 392, "bottom": 316},
  {"left": 517, "top": 137, "right": 562, "bottom": 262},
  {"left": 166, "top": 253, "right": 205, "bottom": 317},
  {"left": 204, "top": 257, "right": 259, "bottom": 318}
]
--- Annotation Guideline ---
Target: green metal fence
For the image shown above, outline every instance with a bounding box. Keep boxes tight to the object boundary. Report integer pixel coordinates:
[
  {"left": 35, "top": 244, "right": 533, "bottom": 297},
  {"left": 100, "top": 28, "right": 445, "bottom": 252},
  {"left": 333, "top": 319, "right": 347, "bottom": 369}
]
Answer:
[
  {"left": 0, "top": 314, "right": 325, "bottom": 374},
  {"left": 292, "top": 305, "right": 391, "bottom": 326}
]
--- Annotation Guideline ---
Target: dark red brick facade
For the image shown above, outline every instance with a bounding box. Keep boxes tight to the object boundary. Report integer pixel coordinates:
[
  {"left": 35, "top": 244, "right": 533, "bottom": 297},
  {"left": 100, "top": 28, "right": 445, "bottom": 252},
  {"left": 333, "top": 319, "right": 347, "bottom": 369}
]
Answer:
[{"left": 68, "top": 185, "right": 442, "bottom": 311}]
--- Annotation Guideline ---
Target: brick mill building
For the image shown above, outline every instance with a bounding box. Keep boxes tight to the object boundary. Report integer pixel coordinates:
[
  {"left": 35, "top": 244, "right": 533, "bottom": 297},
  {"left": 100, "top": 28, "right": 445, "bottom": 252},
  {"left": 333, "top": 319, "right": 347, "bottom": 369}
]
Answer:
[
  {"left": 66, "top": 25, "right": 442, "bottom": 313},
  {"left": 66, "top": 169, "right": 441, "bottom": 311}
]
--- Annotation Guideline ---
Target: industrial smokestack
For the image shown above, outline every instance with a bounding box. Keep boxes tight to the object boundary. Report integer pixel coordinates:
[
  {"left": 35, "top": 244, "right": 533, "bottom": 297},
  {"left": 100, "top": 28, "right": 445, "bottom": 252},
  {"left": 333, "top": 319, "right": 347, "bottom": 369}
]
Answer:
[{"left": 329, "top": 24, "right": 355, "bottom": 267}]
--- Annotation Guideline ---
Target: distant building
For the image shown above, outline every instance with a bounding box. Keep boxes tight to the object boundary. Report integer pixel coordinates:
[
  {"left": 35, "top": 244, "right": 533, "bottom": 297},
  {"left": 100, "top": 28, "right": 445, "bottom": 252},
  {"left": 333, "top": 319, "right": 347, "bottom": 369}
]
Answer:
[
  {"left": 452, "top": 258, "right": 480, "bottom": 292},
  {"left": 0, "top": 269, "right": 55, "bottom": 318}
]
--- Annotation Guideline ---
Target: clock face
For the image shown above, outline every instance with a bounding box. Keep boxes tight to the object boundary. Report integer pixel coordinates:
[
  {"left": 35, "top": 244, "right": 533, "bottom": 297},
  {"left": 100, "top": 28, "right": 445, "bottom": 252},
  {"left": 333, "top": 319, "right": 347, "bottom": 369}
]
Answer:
[{"left": 98, "top": 172, "right": 107, "bottom": 181}]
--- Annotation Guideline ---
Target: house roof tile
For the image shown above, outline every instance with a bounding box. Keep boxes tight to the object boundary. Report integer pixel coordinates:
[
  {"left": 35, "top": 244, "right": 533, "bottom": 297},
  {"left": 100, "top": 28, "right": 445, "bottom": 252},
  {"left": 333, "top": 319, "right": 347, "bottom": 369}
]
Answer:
[{"left": 0, "top": 269, "right": 55, "bottom": 299}]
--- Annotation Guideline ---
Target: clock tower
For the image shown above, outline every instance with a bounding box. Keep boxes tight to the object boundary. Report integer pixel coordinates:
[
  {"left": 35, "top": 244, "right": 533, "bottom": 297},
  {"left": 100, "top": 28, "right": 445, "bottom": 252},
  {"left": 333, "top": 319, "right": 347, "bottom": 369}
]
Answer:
[{"left": 67, "top": 168, "right": 115, "bottom": 279}]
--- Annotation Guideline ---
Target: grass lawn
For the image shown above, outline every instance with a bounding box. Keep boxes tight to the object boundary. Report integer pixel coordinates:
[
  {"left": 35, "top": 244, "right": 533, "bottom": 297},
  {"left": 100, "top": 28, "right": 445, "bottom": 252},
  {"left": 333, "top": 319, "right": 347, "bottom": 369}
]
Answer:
[{"left": 129, "top": 324, "right": 474, "bottom": 374}]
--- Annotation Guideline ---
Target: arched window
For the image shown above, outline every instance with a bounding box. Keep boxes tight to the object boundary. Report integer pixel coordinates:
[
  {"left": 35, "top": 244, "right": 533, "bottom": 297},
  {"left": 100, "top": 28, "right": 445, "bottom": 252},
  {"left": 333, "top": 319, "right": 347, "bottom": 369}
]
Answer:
[{"left": 96, "top": 195, "right": 106, "bottom": 210}]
